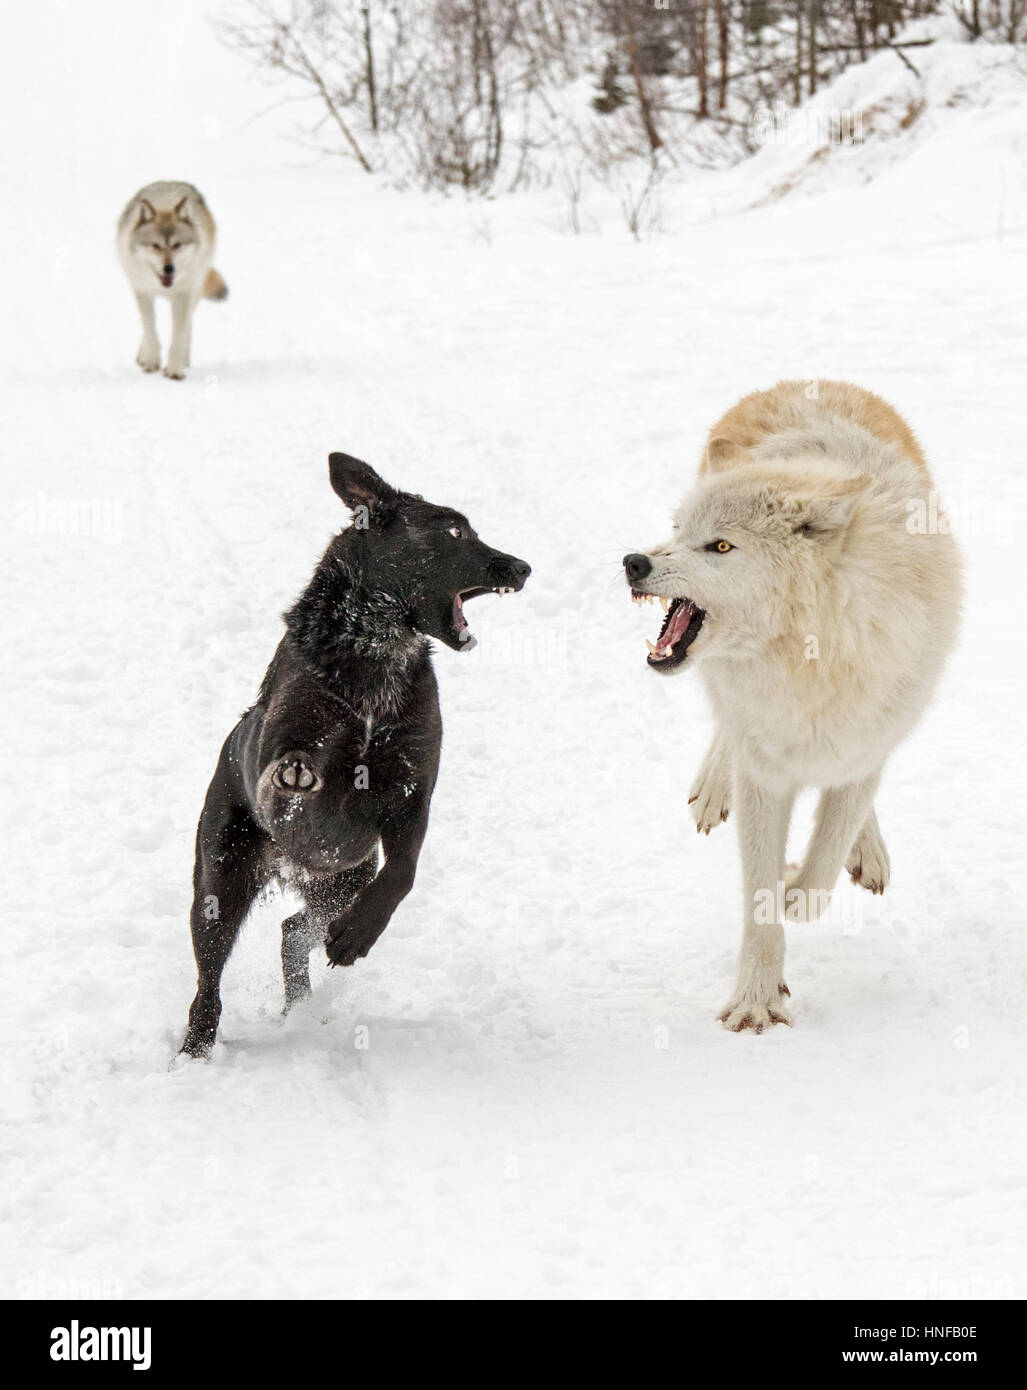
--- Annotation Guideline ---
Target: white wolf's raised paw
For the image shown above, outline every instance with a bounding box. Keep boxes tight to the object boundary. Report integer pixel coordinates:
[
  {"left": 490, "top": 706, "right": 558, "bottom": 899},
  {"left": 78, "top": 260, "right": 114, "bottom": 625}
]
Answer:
[
  {"left": 846, "top": 825, "right": 890, "bottom": 894},
  {"left": 688, "top": 770, "right": 730, "bottom": 835},
  {"left": 718, "top": 981, "right": 791, "bottom": 1034},
  {"left": 137, "top": 342, "right": 160, "bottom": 373}
]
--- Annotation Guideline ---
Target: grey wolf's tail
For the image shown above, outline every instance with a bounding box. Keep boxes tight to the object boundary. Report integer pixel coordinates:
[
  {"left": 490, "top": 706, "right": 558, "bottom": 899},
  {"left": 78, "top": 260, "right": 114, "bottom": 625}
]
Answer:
[{"left": 203, "top": 268, "right": 228, "bottom": 301}]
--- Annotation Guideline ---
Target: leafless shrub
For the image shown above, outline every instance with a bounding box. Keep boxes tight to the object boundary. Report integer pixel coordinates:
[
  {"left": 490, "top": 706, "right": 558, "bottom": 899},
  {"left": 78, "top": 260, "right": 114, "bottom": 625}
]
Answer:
[
  {"left": 218, "top": 2, "right": 1022, "bottom": 195},
  {"left": 618, "top": 163, "right": 663, "bottom": 240}
]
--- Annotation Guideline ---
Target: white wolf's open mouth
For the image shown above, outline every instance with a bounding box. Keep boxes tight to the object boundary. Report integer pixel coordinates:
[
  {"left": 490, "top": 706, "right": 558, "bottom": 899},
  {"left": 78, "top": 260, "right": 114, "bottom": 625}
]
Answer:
[{"left": 631, "top": 591, "right": 706, "bottom": 670}]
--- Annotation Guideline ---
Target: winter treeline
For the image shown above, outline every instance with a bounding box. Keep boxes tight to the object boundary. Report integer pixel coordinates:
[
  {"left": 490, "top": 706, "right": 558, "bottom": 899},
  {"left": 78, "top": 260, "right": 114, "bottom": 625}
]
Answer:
[{"left": 220, "top": 2, "right": 1027, "bottom": 190}]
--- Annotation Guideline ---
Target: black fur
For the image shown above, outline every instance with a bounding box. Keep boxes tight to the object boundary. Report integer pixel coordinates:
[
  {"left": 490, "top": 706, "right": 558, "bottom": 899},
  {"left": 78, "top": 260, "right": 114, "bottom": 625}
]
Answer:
[{"left": 180, "top": 453, "right": 530, "bottom": 1058}]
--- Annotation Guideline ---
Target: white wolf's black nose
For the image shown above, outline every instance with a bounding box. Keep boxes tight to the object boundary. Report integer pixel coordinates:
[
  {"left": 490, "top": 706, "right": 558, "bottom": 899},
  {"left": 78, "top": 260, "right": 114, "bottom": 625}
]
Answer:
[
  {"left": 163, "top": 263, "right": 174, "bottom": 276},
  {"left": 623, "top": 553, "right": 651, "bottom": 582}
]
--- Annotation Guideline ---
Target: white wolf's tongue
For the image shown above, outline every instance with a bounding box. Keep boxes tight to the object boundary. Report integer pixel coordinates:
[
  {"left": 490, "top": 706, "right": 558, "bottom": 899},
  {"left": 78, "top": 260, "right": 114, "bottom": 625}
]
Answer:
[{"left": 659, "top": 600, "right": 693, "bottom": 654}]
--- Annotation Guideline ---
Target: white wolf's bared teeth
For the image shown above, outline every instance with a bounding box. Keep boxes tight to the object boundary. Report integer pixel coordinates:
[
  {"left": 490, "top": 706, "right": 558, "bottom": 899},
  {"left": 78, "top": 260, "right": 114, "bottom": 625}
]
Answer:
[
  {"left": 660, "top": 596, "right": 670, "bottom": 612},
  {"left": 646, "top": 640, "right": 659, "bottom": 655}
]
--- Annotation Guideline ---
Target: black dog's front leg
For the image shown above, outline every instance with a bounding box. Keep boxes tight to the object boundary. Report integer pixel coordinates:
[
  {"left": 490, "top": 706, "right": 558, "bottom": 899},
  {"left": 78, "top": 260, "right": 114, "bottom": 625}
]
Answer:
[{"left": 325, "top": 789, "right": 432, "bottom": 968}]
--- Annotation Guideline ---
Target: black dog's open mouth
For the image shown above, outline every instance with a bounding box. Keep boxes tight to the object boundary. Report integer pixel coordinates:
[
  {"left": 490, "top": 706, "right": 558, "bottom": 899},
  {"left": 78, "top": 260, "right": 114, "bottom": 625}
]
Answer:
[
  {"left": 452, "top": 585, "right": 518, "bottom": 648},
  {"left": 631, "top": 591, "right": 706, "bottom": 669}
]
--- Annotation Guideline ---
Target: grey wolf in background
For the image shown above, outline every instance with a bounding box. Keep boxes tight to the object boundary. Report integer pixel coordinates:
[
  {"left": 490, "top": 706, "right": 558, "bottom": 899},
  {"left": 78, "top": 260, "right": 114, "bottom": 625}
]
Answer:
[
  {"left": 116, "top": 181, "right": 227, "bottom": 380},
  {"left": 623, "top": 380, "right": 961, "bottom": 1032}
]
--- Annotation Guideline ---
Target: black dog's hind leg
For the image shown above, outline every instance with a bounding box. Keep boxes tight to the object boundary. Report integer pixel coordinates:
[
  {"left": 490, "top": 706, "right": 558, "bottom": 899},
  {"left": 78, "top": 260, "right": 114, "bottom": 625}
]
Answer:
[
  {"left": 181, "top": 793, "right": 269, "bottom": 1058},
  {"left": 281, "top": 911, "right": 321, "bottom": 1013},
  {"left": 281, "top": 855, "right": 378, "bottom": 1011}
]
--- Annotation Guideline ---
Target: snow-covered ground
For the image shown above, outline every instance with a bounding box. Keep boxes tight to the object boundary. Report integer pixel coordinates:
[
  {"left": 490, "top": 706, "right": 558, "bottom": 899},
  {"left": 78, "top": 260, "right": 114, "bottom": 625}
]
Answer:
[{"left": 3, "top": 2, "right": 1026, "bottom": 1300}]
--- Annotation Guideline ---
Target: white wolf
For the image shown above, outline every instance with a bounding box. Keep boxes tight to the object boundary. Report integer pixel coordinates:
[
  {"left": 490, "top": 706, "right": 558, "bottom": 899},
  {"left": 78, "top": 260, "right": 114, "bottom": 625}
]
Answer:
[
  {"left": 623, "top": 381, "right": 961, "bottom": 1032},
  {"left": 116, "top": 181, "right": 227, "bottom": 380}
]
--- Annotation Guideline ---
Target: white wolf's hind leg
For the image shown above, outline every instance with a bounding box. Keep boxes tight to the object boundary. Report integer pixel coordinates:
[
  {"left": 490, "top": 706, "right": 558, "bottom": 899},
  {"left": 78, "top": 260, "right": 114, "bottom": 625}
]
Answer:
[
  {"left": 846, "top": 807, "right": 890, "bottom": 894},
  {"left": 134, "top": 291, "right": 160, "bottom": 372},
  {"left": 689, "top": 731, "right": 731, "bottom": 835}
]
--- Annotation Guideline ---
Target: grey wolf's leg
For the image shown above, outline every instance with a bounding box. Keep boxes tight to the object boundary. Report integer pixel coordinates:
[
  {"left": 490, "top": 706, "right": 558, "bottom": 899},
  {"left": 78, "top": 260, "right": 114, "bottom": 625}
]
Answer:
[
  {"left": 846, "top": 806, "right": 890, "bottom": 894},
  {"left": 164, "top": 291, "right": 197, "bottom": 379},
  {"left": 785, "top": 772, "right": 882, "bottom": 922},
  {"left": 719, "top": 771, "right": 796, "bottom": 1033},
  {"left": 134, "top": 291, "right": 160, "bottom": 372},
  {"left": 689, "top": 730, "right": 732, "bottom": 834}
]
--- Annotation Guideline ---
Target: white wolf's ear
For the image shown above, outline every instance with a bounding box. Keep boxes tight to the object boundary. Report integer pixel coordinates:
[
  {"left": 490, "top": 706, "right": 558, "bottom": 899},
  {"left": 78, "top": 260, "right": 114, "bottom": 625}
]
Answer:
[
  {"left": 174, "top": 195, "right": 192, "bottom": 222},
  {"left": 792, "top": 473, "right": 874, "bottom": 534},
  {"left": 705, "top": 437, "right": 750, "bottom": 474},
  {"left": 328, "top": 452, "right": 398, "bottom": 514},
  {"left": 135, "top": 199, "right": 156, "bottom": 227}
]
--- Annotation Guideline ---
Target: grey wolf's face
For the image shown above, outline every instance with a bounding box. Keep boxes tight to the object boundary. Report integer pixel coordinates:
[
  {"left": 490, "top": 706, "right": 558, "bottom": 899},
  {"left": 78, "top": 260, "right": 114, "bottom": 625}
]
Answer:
[
  {"left": 130, "top": 199, "right": 199, "bottom": 289},
  {"left": 623, "top": 462, "right": 865, "bottom": 673}
]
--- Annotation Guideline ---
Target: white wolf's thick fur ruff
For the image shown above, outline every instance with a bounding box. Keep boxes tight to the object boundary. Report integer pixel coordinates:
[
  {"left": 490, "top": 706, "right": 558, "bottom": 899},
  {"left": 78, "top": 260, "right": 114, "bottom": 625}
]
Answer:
[{"left": 632, "top": 381, "right": 961, "bottom": 1032}]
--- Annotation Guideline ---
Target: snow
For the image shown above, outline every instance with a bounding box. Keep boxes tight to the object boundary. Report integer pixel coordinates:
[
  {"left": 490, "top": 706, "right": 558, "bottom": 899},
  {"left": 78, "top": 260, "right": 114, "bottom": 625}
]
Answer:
[{"left": 3, "top": 2, "right": 1026, "bottom": 1300}]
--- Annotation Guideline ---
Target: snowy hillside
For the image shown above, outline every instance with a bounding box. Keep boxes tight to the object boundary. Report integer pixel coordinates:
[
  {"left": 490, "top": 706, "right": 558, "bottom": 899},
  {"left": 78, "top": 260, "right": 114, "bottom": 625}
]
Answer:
[
  {"left": 691, "top": 23, "right": 1027, "bottom": 215},
  {"left": 2, "top": 2, "right": 1026, "bottom": 1300}
]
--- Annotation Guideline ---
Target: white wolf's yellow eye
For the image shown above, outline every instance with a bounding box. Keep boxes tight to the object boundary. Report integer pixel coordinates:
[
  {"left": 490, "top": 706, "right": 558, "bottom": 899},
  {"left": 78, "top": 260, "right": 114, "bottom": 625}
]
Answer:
[{"left": 707, "top": 539, "right": 733, "bottom": 553}]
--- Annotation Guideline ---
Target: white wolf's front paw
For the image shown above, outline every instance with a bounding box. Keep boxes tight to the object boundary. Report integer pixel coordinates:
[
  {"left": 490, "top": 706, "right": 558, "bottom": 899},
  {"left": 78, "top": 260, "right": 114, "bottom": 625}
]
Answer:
[
  {"left": 718, "top": 980, "right": 792, "bottom": 1034},
  {"left": 137, "top": 340, "right": 160, "bottom": 373},
  {"left": 688, "top": 766, "right": 730, "bottom": 835},
  {"left": 163, "top": 363, "right": 186, "bottom": 381},
  {"left": 847, "top": 825, "right": 890, "bottom": 894}
]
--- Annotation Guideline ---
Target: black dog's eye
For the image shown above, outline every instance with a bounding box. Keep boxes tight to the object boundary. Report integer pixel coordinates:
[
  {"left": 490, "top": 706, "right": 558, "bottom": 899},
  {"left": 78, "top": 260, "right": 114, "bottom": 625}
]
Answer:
[
  {"left": 448, "top": 526, "right": 463, "bottom": 539},
  {"left": 705, "top": 539, "right": 733, "bottom": 553}
]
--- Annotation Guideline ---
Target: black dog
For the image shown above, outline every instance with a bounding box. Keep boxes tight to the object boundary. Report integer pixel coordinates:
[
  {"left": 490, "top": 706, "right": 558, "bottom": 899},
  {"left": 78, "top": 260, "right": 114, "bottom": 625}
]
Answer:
[{"left": 180, "top": 453, "right": 530, "bottom": 1058}]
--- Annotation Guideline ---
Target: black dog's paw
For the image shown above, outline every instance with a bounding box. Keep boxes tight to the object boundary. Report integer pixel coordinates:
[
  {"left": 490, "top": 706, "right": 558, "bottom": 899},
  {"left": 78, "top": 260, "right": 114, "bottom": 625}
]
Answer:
[
  {"left": 270, "top": 752, "right": 323, "bottom": 795},
  {"left": 325, "top": 912, "right": 382, "bottom": 968},
  {"left": 178, "top": 1025, "right": 216, "bottom": 1060}
]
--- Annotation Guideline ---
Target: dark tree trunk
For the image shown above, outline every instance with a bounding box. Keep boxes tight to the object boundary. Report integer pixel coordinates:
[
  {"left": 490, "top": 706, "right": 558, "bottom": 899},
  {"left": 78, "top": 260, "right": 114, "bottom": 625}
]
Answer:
[
  {"left": 362, "top": 3, "right": 378, "bottom": 134},
  {"left": 794, "top": 1, "right": 803, "bottom": 105},
  {"left": 621, "top": 0, "right": 663, "bottom": 148},
  {"left": 715, "top": 0, "right": 730, "bottom": 111}
]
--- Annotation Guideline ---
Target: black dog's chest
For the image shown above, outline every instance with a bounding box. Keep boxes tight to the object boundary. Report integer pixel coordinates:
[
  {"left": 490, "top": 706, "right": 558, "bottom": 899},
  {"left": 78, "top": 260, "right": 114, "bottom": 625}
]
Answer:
[
  {"left": 326, "top": 715, "right": 422, "bottom": 806},
  {"left": 247, "top": 658, "right": 441, "bottom": 877}
]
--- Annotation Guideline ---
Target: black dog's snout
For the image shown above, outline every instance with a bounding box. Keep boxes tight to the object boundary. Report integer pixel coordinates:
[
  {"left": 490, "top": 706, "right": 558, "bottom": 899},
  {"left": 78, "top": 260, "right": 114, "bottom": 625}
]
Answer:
[
  {"left": 163, "top": 263, "right": 174, "bottom": 276},
  {"left": 490, "top": 552, "right": 530, "bottom": 589},
  {"left": 623, "top": 553, "right": 651, "bottom": 583}
]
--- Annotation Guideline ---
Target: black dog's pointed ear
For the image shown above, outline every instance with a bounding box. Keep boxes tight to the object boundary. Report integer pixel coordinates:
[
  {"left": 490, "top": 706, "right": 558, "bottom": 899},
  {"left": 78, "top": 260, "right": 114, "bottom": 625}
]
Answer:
[{"left": 328, "top": 453, "right": 398, "bottom": 514}]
